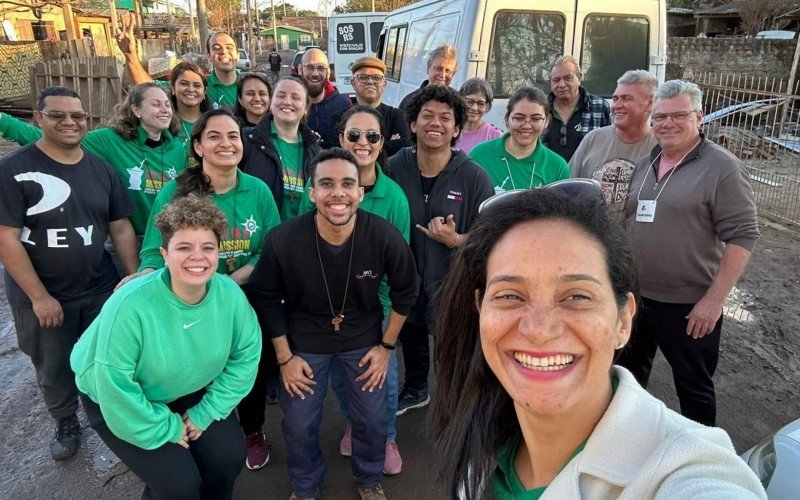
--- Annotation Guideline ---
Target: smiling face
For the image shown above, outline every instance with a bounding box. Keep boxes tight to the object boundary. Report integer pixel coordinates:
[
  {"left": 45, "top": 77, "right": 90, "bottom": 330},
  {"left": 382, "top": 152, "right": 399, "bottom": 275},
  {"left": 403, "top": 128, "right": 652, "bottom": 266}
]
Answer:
[
  {"left": 428, "top": 56, "right": 456, "bottom": 87},
  {"left": 35, "top": 95, "right": 88, "bottom": 149},
  {"left": 464, "top": 91, "right": 489, "bottom": 126},
  {"left": 238, "top": 77, "right": 270, "bottom": 121},
  {"left": 271, "top": 79, "right": 309, "bottom": 125},
  {"left": 309, "top": 158, "right": 364, "bottom": 228},
  {"left": 161, "top": 227, "right": 219, "bottom": 301},
  {"left": 192, "top": 114, "right": 242, "bottom": 171},
  {"left": 611, "top": 83, "right": 652, "bottom": 133},
  {"left": 173, "top": 69, "right": 206, "bottom": 109},
  {"left": 411, "top": 99, "right": 460, "bottom": 150},
  {"left": 339, "top": 112, "right": 383, "bottom": 169},
  {"left": 132, "top": 87, "right": 173, "bottom": 132},
  {"left": 652, "top": 93, "right": 703, "bottom": 156},
  {"left": 505, "top": 99, "right": 548, "bottom": 150},
  {"left": 300, "top": 49, "right": 330, "bottom": 99},
  {"left": 209, "top": 33, "right": 237, "bottom": 73},
  {"left": 479, "top": 218, "right": 633, "bottom": 417}
]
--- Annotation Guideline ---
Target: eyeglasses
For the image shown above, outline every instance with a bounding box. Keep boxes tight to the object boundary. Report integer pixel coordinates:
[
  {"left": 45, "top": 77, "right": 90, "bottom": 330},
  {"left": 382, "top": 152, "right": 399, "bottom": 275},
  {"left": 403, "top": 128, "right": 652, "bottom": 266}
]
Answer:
[
  {"left": 478, "top": 179, "right": 602, "bottom": 213},
  {"left": 510, "top": 115, "right": 545, "bottom": 127},
  {"left": 344, "top": 128, "right": 382, "bottom": 144},
  {"left": 354, "top": 74, "right": 385, "bottom": 84},
  {"left": 40, "top": 111, "right": 89, "bottom": 122},
  {"left": 651, "top": 110, "right": 697, "bottom": 123},
  {"left": 303, "top": 64, "right": 328, "bottom": 74},
  {"left": 465, "top": 98, "right": 488, "bottom": 110}
]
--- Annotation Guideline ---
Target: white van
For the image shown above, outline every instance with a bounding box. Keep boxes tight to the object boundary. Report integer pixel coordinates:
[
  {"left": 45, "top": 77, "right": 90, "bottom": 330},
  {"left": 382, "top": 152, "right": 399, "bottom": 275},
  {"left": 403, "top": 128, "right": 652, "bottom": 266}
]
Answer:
[
  {"left": 328, "top": 12, "right": 388, "bottom": 98},
  {"left": 376, "top": 0, "right": 666, "bottom": 127}
]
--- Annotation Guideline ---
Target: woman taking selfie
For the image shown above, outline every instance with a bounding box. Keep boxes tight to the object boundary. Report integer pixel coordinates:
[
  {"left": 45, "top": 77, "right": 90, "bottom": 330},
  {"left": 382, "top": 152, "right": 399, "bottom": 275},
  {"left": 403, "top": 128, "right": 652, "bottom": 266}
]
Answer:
[
  {"left": 430, "top": 185, "right": 766, "bottom": 499},
  {"left": 470, "top": 87, "right": 569, "bottom": 194},
  {"left": 71, "top": 195, "right": 261, "bottom": 499},
  {"left": 241, "top": 75, "right": 321, "bottom": 221}
]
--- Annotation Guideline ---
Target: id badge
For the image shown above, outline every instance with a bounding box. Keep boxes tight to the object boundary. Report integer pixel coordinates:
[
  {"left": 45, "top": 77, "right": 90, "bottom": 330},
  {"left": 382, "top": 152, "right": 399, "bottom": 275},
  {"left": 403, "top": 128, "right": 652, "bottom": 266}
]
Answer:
[{"left": 636, "top": 200, "right": 657, "bottom": 223}]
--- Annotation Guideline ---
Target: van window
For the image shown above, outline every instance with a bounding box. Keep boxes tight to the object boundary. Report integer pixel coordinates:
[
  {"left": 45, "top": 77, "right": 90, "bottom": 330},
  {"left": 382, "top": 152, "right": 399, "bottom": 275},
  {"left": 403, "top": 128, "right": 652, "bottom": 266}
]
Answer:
[
  {"left": 405, "top": 15, "right": 460, "bottom": 79},
  {"left": 384, "top": 25, "right": 408, "bottom": 81},
  {"left": 337, "top": 22, "right": 367, "bottom": 54},
  {"left": 487, "top": 11, "right": 566, "bottom": 98},
  {"left": 580, "top": 15, "right": 649, "bottom": 98},
  {"left": 370, "top": 22, "right": 384, "bottom": 53}
]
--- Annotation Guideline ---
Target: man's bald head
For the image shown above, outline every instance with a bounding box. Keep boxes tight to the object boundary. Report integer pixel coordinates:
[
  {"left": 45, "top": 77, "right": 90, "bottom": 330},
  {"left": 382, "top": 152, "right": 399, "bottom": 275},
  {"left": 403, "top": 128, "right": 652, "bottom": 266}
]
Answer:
[{"left": 300, "top": 48, "right": 330, "bottom": 100}]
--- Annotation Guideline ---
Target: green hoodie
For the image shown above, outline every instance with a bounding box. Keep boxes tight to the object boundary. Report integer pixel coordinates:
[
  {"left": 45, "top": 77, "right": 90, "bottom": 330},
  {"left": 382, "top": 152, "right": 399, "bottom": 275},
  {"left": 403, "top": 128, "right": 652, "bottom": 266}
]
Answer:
[
  {"left": 139, "top": 170, "right": 281, "bottom": 273},
  {"left": 0, "top": 113, "right": 188, "bottom": 235},
  {"left": 299, "top": 164, "right": 411, "bottom": 316},
  {"left": 470, "top": 134, "right": 570, "bottom": 193},
  {"left": 206, "top": 69, "right": 241, "bottom": 109},
  {"left": 70, "top": 268, "right": 261, "bottom": 450}
]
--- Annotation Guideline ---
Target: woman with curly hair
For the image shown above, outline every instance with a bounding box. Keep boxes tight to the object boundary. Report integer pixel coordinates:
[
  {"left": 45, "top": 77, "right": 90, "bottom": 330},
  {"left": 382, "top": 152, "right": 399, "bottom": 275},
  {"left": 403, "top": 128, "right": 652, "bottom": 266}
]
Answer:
[{"left": 71, "top": 195, "right": 261, "bottom": 499}]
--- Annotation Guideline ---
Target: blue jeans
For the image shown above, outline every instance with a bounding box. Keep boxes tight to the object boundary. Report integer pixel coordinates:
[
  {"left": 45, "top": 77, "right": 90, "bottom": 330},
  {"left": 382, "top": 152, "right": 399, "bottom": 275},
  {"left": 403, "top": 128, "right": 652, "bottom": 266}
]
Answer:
[
  {"left": 329, "top": 319, "right": 398, "bottom": 440},
  {"left": 281, "top": 346, "right": 387, "bottom": 497}
]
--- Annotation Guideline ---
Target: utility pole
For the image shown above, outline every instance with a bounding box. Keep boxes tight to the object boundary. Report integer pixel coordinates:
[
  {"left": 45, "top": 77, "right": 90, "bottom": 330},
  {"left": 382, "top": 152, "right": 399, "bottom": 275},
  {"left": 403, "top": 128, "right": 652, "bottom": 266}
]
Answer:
[
  {"left": 197, "top": 0, "right": 209, "bottom": 53},
  {"left": 165, "top": 0, "right": 175, "bottom": 52},
  {"left": 108, "top": 0, "right": 118, "bottom": 35},
  {"left": 187, "top": 0, "right": 196, "bottom": 52},
  {"left": 271, "top": 0, "right": 278, "bottom": 50}
]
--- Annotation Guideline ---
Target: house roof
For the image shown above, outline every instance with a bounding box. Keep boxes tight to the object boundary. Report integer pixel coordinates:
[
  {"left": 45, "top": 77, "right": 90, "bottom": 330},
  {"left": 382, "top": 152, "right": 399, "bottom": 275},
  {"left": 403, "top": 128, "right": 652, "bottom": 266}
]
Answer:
[
  {"left": 667, "top": 7, "right": 695, "bottom": 15},
  {"left": 260, "top": 25, "right": 314, "bottom": 35}
]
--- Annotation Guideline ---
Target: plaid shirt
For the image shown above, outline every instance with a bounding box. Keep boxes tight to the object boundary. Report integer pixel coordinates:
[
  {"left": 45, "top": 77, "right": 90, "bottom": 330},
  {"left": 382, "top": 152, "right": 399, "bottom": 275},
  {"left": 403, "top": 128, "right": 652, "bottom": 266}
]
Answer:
[{"left": 544, "top": 86, "right": 611, "bottom": 162}]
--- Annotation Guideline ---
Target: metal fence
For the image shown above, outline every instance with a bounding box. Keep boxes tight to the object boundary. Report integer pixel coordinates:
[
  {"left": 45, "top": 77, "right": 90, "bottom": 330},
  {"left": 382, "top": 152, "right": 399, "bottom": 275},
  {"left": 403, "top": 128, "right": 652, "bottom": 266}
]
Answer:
[{"left": 691, "top": 71, "right": 800, "bottom": 227}]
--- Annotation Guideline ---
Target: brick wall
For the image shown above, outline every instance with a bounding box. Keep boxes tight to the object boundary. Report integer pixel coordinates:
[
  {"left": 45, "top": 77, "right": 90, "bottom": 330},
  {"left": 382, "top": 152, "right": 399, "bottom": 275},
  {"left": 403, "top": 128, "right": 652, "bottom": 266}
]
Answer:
[{"left": 666, "top": 37, "right": 795, "bottom": 82}]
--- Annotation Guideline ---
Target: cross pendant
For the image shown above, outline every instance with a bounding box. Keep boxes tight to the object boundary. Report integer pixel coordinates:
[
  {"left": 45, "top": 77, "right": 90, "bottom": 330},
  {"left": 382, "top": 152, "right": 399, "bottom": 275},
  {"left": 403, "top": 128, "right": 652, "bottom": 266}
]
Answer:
[
  {"left": 227, "top": 258, "right": 236, "bottom": 272},
  {"left": 332, "top": 315, "right": 344, "bottom": 332}
]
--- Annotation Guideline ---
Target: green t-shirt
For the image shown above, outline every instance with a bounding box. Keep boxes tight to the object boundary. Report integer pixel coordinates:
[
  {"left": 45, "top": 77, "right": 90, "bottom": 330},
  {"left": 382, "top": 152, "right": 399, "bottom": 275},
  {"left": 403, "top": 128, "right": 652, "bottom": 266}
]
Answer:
[
  {"left": 206, "top": 69, "right": 240, "bottom": 109},
  {"left": 271, "top": 121, "right": 306, "bottom": 221},
  {"left": 299, "top": 164, "right": 411, "bottom": 316},
  {"left": 138, "top": 169, "right": 281, "bottom": 273},
  {"left": 470, "top": 134, "right": 570, "bottom": 194},
  {"left": 493, "top": 377, "right": 619, "bottom": 499}
]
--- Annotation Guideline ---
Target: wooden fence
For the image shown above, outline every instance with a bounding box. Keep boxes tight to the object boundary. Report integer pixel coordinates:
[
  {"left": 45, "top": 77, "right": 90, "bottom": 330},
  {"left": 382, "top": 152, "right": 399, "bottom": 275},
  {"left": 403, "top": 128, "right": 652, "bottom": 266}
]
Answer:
[{"left": 29, "top": 57, "right": 123, "bottom": 130}]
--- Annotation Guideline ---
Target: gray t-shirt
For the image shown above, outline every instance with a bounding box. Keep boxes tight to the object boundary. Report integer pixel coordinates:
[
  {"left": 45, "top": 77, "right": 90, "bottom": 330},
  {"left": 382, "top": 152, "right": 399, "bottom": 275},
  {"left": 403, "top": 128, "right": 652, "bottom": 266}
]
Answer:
[{"left": 569, "top": 126, "right": 658, "bottom": 212}]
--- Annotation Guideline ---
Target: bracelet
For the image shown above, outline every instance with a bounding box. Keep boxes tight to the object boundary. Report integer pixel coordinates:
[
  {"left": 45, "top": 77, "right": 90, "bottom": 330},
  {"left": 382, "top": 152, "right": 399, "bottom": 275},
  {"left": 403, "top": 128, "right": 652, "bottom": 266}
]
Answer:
[
  {"left": 448, "top": 233, "right": 459, "bottom": 249},
  {"left": 380, "top": 341, "right": 396, "bottom": 351},
  {"left": 277, "top": 355, "right": 294, "bottom": 367}
]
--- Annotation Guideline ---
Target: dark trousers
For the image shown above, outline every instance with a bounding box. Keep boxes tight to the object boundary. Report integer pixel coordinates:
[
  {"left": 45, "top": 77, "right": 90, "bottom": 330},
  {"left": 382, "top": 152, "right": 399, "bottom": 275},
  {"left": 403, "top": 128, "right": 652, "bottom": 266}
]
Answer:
[
  {"left": 618, "top": 297, "right": 722, "bottom": 426},
  {"left": 82, "top": 390, "right": 246, "bottom": 500},
  {"left": 398, "top": 321, "right": 430, "bottom": 392},
  {"left": 13, "top": 291, "right": 111, "bottom": 420},
  {"left": 281, "top": 346, "right": 387, "bottom": 497},
  {"left": 236, "top": 333, "right": 279, "bottom": 433}
]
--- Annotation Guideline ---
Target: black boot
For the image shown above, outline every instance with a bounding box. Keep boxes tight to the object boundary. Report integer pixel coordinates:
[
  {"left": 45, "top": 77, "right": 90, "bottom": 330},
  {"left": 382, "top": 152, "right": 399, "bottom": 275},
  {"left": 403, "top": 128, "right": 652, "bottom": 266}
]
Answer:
[{"left": 50, "top": 414, "right": 79, "bottom": 460}]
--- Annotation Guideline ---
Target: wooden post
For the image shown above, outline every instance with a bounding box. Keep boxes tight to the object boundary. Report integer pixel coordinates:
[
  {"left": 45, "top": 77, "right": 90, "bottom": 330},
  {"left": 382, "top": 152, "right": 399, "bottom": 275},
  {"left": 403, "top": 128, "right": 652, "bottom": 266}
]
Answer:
[
  {"left": 62, "top": 0, "right": 79, "bottom": 40},
  {"left": 197, "top": 0, "right": 209, "bottom": 54}
]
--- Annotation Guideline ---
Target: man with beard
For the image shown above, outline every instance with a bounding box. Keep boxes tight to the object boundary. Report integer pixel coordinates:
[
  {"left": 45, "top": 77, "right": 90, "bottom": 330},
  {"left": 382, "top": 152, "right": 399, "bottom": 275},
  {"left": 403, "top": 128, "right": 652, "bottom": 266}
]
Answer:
[
  {"left": 398, "top": 44, "right": 457, "bottom": 116},
  {"left": 247, "top": 148, "right": 418, "bottom": 500},
  {"left": 0, "top": 87, "right": 138, "bottom": 460},
  {"left": 300, "top": 48, "right": 352, "bottom": 148}
]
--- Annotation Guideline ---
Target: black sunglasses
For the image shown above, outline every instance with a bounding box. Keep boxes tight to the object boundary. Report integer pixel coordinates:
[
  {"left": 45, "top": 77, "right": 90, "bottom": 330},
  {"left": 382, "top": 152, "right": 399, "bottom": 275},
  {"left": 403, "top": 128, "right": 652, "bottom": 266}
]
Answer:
[
  {"left": 559, "top": 125, "right": 568, "bottom": 146},
  {"left": 478, "top": 179, "right": 602, "bottom": 213},
  {"left": 344, "top": 128, "right": 382, "bottom": 144}
]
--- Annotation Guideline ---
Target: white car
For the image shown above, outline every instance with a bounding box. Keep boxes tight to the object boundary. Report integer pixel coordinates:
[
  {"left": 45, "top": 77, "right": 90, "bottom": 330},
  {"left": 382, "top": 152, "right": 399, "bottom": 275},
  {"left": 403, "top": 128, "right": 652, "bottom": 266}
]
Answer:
[
  {"left": 741, "top": 417, "right": 800, "bottom": 498},
  {"left": 237, "top": 49, "right": 251, "bottom": 70}
]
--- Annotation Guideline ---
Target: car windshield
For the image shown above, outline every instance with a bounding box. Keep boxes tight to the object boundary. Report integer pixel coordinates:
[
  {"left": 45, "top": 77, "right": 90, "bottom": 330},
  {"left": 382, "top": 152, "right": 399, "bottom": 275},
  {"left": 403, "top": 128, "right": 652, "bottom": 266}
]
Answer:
[{"left": 239, "top": 49, "right": 248, "bottom": 59}]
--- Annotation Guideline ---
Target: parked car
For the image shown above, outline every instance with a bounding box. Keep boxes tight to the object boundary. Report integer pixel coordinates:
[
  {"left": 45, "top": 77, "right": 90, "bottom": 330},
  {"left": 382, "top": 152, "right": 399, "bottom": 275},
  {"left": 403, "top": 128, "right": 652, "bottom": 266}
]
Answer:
[
  {"left": 237, "top": 49, "right": 251, "bottom": 70},
  {"left": 741, "top": 417, "right": 800, "bottom": 498},
  {"left": 291, "top": 46, "right": 322, "bottom": 75}
]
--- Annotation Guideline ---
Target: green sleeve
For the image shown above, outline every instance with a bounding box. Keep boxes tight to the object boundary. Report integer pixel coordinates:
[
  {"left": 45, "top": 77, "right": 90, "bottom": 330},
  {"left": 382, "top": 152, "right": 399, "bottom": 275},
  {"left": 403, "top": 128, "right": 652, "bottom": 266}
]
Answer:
[
  {"left": 186, "top": 290, "right": 262, "bottom": 430},
  {"left": 91, "top": 312, "right": 185, "bottom": 449},
  {"left": 138, "top": 183, "right": 175, "bottom": 271},
  {"left": 298, "top": 181, "right": 315, "bottom": 215},
  {"left": 390, "top": 192, "right": 411, "bottom": 242},
  {"left": 81, "top": 128, "right": 118, "bottom": 158},
  {"left": 0, "top": 112, "right": 42, "bottom": 145},
  {"left": 247, "top": 188, "right": 282, "bottom": 267},
  {"left": 557, "top": 156, "right": 571, "bottom": 181}
]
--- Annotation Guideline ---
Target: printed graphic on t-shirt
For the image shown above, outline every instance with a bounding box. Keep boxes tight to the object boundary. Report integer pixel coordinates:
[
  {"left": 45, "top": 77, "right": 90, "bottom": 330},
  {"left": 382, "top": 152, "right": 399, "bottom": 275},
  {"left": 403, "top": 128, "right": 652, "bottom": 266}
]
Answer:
[
  {"left": 283, "top": 172, "right": 304, "bottom": 195},
  {"left": 126, "top": 160, "right": 178, "bottom": 194},
  {"left": 218, "top": 215, "right": 259, "bottom": 261},
  {"left": 592, "top": 158, "right": 635, "bottom": 211}
]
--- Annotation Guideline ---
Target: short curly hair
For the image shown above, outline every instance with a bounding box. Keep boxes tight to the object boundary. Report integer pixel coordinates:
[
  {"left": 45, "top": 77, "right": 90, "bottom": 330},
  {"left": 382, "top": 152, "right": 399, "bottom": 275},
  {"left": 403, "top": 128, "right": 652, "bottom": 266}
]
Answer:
[
  {"left": 405, "top": 85, "right": 468, "bottom": 147},
  {"left": 156, "top": 195, "right": 228, "bottom": 248}
]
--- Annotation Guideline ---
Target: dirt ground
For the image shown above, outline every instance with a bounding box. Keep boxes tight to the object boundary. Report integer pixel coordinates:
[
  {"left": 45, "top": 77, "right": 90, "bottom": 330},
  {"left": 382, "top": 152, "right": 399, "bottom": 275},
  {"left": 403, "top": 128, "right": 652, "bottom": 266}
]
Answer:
[{"left": 0, "top": 128, "right": 799, "bottom": 498}]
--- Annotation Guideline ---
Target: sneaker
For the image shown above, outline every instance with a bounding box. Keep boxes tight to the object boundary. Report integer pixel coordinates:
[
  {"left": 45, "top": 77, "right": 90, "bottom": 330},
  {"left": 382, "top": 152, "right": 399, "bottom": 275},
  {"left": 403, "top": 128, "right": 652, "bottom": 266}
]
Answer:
[
  {"left": 383, "top": 440, "right": 402, "bottom": 475},
  {"left": 358, "top": 484, "right": 387, "bottom": 500},
  {"left": 50, "top": 414, "right": 80, "bottom": 461},
  {"left": 395, "top": 388, "right": 430, "bottom": 416},
  {"left": 339, "top": 426, "right": 352, "bottom": 457},
  {"left": 288, "top": 492, "right": 318, "bottom": 500},
  {"left": 245, "top": 431, "right": 269, "bottom": 470}
]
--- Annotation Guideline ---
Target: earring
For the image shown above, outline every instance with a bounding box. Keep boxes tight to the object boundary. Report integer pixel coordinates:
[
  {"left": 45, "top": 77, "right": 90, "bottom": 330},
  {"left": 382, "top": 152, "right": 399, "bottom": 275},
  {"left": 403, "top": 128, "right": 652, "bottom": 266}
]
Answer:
[{"left": 198, "top": 152, "right": 203, "bottom": 157}]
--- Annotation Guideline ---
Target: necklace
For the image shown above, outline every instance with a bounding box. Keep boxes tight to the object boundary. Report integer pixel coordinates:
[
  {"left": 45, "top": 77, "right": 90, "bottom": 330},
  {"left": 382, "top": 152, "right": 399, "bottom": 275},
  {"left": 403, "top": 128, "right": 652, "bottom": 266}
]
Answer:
[{"left": 314, "top": 213, "right": 356, "bottom": 332}]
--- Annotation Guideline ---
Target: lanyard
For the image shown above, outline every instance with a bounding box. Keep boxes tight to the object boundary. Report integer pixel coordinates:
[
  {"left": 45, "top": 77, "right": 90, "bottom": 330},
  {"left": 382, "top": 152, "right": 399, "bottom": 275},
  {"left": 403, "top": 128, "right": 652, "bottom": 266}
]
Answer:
[{"left": 636, "top": 139, "right": 699, "bottom": 204}]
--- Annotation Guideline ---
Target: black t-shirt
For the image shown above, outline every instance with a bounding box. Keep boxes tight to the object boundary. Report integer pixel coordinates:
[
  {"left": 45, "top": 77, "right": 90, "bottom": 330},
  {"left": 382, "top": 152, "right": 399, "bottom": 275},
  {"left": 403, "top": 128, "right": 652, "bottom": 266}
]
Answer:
[{"left": 0, "top": 144, "right": 134, "bottom": 307}]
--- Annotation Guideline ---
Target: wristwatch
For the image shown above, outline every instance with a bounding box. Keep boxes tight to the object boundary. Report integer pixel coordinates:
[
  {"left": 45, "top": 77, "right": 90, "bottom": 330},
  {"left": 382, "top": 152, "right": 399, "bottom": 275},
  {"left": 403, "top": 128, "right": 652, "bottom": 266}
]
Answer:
[{"left": 380, "top": 341, "right": 396, "bottom": 351}]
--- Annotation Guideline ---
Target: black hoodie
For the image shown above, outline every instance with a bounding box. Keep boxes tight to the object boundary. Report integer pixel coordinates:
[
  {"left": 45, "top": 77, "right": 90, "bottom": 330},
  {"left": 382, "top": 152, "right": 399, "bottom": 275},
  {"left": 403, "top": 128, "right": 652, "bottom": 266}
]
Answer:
[{"left": 388, "top": 147, "right": 493, "bottom": 326}]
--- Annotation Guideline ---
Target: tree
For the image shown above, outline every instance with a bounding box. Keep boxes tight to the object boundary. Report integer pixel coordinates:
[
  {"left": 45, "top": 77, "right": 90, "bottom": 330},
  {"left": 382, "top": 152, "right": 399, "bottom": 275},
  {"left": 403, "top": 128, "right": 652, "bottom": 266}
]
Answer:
[
  {"left": 206, "top": 0, "right": 243, "bottom": 32},
  {"left": 726, "top": 0, "right": 800, "bottom": 36}
]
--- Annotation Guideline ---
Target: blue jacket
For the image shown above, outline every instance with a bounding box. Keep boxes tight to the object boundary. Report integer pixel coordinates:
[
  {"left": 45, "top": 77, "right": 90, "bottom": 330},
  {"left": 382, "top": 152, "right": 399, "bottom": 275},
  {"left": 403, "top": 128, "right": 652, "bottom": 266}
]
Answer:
[{"left": 307, "top": 81, "right": 352, "bottom": 149}]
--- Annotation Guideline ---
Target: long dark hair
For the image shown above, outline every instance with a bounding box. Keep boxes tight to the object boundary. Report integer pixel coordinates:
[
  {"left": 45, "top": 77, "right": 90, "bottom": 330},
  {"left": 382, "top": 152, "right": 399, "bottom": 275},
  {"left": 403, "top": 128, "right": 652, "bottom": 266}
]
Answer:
[
  {"left": 176, "top": 108, "right": 239, "bottom": 197},
  {"left": 170, "top": 61, "right": 210, "bottom": 113},
  {"left": 336, "top": 105, "right": 390, "bottom": 175},
  {"left": 233, "top": 72, "right": 273, "bottom": 126},
  {"left": 430, "top": 188, "right": 639, "bottom": 500},
  {"left": 109, "top": 83, "right": 181, "bottom": 141}
]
